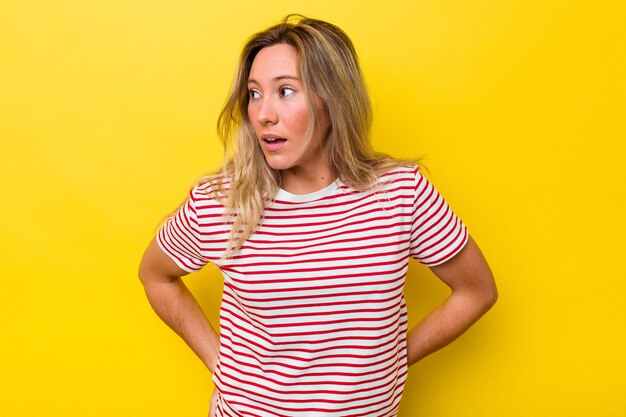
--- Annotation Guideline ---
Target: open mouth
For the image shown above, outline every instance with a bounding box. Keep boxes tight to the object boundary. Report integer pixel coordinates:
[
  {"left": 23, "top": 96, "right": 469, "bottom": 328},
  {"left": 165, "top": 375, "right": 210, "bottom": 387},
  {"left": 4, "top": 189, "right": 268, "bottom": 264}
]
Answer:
[
  {"left": 264, "top": 137, "right": 287, "bottom": 144},
  {"left": 262, "top": 136, "right": 287, "bottom": 151}
]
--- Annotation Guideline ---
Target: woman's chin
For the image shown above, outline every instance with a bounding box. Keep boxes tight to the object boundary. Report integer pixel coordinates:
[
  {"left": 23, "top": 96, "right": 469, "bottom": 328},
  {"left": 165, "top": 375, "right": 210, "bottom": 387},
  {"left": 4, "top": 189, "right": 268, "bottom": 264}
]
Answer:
[{"left": 264, "top": 157, "right": 293, "bottom": 172}]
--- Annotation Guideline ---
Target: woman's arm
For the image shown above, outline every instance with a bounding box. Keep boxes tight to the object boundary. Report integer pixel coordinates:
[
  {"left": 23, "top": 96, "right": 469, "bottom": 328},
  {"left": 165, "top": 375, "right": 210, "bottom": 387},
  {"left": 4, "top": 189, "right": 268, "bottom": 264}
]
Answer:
[
  {"left": 406, "top": 236, "right": 498, "bottom": 366},
  {"left": 138, "top": 237, "right": 220, "bottom": 372}
]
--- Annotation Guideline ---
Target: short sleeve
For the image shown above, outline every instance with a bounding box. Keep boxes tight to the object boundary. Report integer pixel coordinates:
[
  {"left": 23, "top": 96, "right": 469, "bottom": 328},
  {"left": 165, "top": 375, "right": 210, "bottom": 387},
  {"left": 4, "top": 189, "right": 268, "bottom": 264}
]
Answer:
[
  {"left": 156, "top": 188, "right": 210, "bottom": 273},
  {"left": 409, "top": 168, "right": 468, "bottom": 266}
]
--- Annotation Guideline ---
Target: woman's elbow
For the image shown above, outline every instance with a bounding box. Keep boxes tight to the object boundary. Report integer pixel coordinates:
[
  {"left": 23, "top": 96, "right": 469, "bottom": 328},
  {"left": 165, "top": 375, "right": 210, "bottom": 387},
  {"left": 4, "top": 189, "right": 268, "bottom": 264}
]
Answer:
[
  {"left": 137, "top": 255, "right": 154, "bottom": 286},
  {"left": 482, "top": 277, "right": 498, "bottom": 311}
]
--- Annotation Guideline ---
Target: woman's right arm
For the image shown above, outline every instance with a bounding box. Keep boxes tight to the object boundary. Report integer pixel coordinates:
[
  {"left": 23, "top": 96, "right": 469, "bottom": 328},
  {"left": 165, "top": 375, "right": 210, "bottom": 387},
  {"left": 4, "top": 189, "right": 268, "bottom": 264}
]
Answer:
[{"left": 138, "top": 237, "right": 220, "bottom": 372}]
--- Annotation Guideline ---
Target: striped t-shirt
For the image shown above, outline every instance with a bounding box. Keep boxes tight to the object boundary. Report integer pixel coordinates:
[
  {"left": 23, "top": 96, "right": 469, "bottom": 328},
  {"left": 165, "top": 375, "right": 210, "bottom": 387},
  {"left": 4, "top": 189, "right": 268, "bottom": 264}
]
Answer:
[{"left": 157, "top": 165, "right": 468, "bottom": 417}]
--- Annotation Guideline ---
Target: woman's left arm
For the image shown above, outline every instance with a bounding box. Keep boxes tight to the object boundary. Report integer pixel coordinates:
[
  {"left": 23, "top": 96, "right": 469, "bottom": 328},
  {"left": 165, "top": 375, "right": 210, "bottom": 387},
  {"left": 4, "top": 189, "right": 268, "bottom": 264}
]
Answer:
[{"left": 406, "top": 235, "right": 498, "bottom": 366}]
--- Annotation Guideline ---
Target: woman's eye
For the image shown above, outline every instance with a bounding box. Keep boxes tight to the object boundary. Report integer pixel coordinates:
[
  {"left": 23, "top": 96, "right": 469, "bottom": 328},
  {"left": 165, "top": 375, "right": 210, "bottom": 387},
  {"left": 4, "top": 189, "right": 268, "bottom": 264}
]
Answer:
[
  {"left": 248, "top": 90, "right": 261, "bottom": 100},
  {"left": 280, "top": 87, "right": 295, "bottom": 97}
]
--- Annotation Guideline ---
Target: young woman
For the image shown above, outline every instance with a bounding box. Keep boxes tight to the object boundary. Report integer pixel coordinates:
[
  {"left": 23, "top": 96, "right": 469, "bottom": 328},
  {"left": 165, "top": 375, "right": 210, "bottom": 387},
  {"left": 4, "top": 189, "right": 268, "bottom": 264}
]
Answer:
[{"left": 139, "top": 15, "right": 497, "bottom": 417}]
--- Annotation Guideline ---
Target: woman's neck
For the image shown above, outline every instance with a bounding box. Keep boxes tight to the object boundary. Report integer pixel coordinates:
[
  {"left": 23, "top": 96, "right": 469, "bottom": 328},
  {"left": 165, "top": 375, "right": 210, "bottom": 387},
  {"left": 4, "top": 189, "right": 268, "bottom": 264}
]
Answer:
[{"left": 280, "top": 166, "right": 336, "bottom": 195}]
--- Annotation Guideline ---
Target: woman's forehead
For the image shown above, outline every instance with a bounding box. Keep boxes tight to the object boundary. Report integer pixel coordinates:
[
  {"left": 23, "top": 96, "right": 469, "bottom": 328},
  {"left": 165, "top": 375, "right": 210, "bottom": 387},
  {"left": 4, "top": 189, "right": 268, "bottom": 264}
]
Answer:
[{"left": 248, "top": 44, "right": 300, "bottom": 83}]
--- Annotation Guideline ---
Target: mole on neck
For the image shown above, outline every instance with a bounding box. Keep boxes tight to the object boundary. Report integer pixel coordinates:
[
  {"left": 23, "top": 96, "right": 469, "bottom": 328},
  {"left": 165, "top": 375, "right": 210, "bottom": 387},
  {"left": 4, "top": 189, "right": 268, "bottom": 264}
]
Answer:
[{"left": 280, "top": 168, "right": 335, "bottom": 195}]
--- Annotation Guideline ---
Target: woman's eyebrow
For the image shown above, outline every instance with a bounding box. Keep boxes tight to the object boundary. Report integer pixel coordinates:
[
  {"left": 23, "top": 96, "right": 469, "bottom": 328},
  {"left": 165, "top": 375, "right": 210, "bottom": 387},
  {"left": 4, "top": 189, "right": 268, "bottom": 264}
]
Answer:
[{"left": 247, "top": 75, "right": 300, "bottom": 84}]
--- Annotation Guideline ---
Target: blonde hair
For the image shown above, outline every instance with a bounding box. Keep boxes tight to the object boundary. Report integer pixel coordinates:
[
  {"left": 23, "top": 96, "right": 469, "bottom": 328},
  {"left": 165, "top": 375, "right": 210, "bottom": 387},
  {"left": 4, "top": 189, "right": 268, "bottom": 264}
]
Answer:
[{"left": 211, "top": 15, "right": 412, "bottom": 254}]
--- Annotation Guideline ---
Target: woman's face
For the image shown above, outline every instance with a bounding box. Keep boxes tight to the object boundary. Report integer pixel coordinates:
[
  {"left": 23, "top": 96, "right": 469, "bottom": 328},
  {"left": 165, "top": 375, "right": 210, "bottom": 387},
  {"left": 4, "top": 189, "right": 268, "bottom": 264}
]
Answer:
[{"left": 247, "top": 43, "right": 329, "bottom": 174}]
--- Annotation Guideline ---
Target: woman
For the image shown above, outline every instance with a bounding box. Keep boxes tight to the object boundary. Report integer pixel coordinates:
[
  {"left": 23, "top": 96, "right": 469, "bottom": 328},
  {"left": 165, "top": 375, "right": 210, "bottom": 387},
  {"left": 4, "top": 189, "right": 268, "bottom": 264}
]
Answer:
[{"left": 139, "top": 15, "right": 497, "bottom": 417}]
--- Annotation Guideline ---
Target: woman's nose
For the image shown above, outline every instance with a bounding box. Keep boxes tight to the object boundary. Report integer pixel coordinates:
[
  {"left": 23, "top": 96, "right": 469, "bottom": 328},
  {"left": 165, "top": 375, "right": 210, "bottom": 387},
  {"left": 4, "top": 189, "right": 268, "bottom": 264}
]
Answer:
[{"left": 257, "top": 97, "right": 278, "bottom": 125}]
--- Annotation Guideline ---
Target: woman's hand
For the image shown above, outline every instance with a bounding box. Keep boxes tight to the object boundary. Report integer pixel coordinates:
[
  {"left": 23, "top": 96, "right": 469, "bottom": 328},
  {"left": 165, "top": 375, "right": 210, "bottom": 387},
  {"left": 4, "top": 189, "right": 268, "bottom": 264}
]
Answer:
[
  {"left": 406, "top": 235, "right": 498, "bottom": 366},
  {"left": 208, "top": 389, "right": 219, "bottom": 417}
]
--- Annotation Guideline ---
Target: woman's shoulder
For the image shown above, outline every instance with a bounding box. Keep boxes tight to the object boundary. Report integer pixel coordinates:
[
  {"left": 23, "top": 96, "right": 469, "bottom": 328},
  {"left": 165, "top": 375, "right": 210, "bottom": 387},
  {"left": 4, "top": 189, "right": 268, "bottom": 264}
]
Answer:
[
  {"left": 376, "top": 163, "right": 422, "bottom": 184},
  {"left": 189, "top": 174, "right": 231, "bottom": 208},
  {"left": 369, "top": 154, "right": 421, "bottom": 177}
]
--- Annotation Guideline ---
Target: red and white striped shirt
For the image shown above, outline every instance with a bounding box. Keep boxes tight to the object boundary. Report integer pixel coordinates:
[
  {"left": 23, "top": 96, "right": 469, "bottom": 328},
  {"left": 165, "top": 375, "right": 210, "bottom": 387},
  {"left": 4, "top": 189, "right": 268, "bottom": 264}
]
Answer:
[{"left": 157, "top": 165, "right": 467, "bottom": 417}]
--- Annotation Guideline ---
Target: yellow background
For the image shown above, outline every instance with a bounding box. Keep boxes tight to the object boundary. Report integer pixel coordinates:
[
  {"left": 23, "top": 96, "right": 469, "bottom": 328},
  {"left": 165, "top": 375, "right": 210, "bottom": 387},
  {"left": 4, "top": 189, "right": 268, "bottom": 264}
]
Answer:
[{"left": 2, "top": 1, "right": 624, "bottom": 416}]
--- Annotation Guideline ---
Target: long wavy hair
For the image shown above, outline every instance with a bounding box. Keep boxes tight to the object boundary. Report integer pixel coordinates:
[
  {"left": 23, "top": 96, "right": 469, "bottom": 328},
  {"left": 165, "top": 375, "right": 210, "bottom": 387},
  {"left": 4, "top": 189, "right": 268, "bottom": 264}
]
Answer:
[{"left": 210, "top": 15, "right": 411, "bottom": 254}]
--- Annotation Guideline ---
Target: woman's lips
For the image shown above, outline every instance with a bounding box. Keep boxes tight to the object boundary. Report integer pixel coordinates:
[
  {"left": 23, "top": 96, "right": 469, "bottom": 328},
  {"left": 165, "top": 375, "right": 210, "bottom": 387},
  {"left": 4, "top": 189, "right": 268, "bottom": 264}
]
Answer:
[{"left": 262, "top": 136, "right": 287, "bottom": 151}]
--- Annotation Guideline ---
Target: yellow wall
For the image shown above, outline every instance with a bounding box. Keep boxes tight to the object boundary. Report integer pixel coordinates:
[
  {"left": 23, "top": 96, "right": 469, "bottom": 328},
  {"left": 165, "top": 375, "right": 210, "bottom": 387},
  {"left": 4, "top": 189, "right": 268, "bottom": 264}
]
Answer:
[{"left": 2, "top": 1, "right": 624, "bottom": 416}]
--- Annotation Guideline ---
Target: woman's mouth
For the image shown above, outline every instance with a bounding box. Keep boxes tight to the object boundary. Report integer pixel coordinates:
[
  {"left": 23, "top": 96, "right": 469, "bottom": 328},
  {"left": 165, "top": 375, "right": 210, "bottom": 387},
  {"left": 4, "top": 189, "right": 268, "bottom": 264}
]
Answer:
[{"left": 262, "top": 136, "right": 287, "bottom": 151}]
